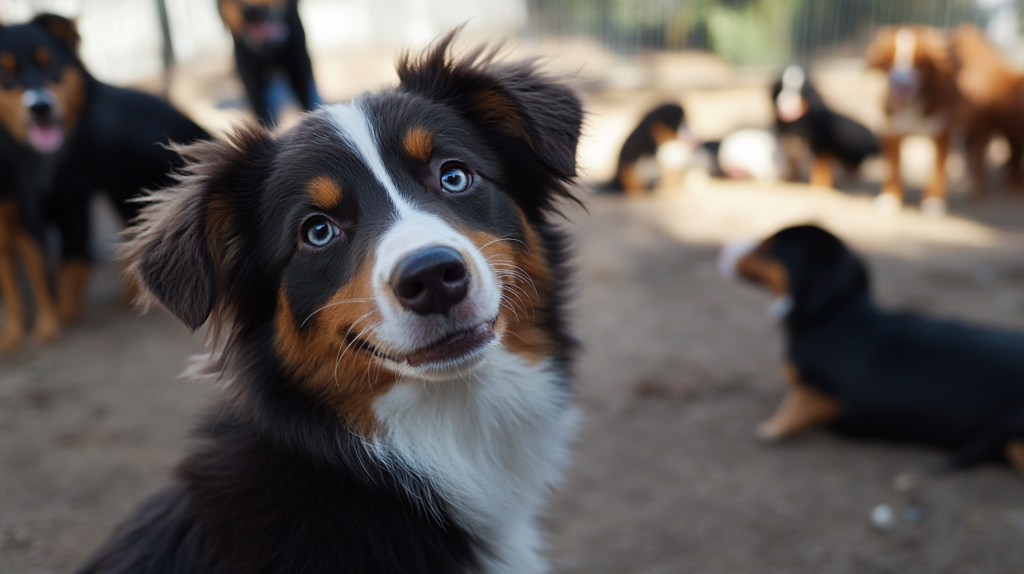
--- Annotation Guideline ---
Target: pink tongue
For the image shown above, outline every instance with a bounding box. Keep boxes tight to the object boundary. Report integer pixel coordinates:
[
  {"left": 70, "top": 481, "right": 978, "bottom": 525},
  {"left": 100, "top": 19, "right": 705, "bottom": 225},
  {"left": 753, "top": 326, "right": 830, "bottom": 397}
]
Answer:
[
  {"left": 28, "top": 123, "right": 63, "bottom": 154},
  {"left": 249, "top": 22, "right": 284, "bottom": 43}
]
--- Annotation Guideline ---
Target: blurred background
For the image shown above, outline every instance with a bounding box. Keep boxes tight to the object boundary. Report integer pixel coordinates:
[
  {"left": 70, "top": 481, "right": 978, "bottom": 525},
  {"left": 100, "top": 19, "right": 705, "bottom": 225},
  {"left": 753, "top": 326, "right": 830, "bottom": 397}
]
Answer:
[{"left": 3, "top": 1, "right": 1024, "bottom": 573}]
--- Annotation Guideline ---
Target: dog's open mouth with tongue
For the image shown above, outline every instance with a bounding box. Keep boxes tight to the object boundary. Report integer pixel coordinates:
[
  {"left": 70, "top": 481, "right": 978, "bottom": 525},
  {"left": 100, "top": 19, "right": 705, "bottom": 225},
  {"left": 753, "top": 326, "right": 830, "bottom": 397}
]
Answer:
[{"left": 27, "top": 119, "right": 63, "bottom": 154}]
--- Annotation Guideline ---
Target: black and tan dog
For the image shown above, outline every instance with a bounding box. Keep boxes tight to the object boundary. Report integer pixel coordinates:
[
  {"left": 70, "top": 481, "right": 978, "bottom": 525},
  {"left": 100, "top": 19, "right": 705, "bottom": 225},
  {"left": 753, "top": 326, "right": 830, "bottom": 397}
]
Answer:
[
  {"left": 608, "top": 102, "right": 714, "bottom": 195},
  {"left": 218, "top": 0, "right": 320, "bottom": 125},
  {"left": 0, "top": 14, "right": 207, "bottom": 348},
  {"left": 772, "top": 65, "right": 879, "bottom": 188},
  {"left": 719, "top": 225, "right": 1024, "bottom": 476},
  {"left": 76, "top": 33, "right": 581, "bottom": 573}
]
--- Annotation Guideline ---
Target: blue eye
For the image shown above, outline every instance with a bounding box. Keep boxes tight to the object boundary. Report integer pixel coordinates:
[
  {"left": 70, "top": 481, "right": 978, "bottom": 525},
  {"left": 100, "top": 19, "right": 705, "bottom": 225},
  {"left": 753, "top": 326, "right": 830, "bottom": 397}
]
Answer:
[
  {"left": 304, "top": 218, "right": 339, "bottom": 247},
  {"left": 440, "top": 166, "right": 470, "bottom": 193}
]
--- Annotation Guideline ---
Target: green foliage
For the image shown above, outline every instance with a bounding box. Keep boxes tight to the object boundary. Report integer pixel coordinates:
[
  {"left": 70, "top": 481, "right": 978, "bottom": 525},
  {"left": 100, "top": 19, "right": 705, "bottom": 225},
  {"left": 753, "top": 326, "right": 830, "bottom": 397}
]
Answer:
[{"left": 707, "top": 0, "right": 801, "bottom": 65}]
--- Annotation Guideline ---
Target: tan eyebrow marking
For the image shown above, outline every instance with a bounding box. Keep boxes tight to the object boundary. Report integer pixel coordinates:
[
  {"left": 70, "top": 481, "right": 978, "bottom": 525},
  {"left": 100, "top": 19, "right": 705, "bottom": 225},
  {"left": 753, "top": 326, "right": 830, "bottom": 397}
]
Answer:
[
  {"left": 306, "top": 176, "right": 343, "bottom": 209},
  {"left": 0, "top": 52, "right": 16, "bottom": 73},
  {"left": 403, "top": 126, "right": 434, "bottom": 162},
  {"left": 35, "top": 47, "right": 50, "bottom": 66}
]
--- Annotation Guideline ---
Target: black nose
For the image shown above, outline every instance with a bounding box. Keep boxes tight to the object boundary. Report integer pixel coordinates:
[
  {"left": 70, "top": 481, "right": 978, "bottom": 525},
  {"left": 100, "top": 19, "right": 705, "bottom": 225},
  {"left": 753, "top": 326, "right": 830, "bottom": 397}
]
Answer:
[
  {"left": 391, "top": 246, "right": 469, "bottom": 316},
  {"left": 28, "top": 100, "right": 50, "bottom": 118}
]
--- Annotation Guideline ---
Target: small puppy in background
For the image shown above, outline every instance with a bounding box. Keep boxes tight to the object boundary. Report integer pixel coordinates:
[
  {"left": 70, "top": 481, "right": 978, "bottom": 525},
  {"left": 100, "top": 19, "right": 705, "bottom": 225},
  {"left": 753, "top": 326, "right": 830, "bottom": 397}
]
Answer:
[
  {"left": 772, "top": 65, "right": 879, "bottom": 189},
  {"left": 219, "top": 0, "right": 320, "bottom": 125},
  {"left": 719, "top": 225, "right": 1024, "bottom": 477},
  {"left": 609, "top": 102, "right": 715, "bottom": 195},
  {"left": 951, "top": 24, "right": 1024, "bottom": 200},
  {"left": 866, "top": 25, "right": 958, "bottom": 216},
  {"left": 76, "top": 33, "right": 582, "bottom": 573}
]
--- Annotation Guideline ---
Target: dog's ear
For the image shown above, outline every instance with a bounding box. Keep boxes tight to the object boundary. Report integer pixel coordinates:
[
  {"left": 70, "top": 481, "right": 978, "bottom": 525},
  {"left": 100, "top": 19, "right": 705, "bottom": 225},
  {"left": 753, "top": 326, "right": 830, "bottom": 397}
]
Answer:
[
  {"left": 32, "top": 14, "right": 80, "bottom": 54},
  {"left": 865, "top": 27, "right": 896, "bottom": 70},
  {"left": 396, "top": 30, "right": 583, "bottom": 216},
  {"left": 122, "top": 125, "right": 275, "bottom": 332},
  {"left": 772, "top": 225, "right": 869, "bottom": 319}
]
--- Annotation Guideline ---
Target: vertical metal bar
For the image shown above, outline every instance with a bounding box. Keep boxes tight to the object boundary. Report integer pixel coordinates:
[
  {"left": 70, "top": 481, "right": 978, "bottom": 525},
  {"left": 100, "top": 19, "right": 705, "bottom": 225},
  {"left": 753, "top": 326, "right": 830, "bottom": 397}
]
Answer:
[{"left": 155, "top": 0, "right": 174, "bottom": 98}]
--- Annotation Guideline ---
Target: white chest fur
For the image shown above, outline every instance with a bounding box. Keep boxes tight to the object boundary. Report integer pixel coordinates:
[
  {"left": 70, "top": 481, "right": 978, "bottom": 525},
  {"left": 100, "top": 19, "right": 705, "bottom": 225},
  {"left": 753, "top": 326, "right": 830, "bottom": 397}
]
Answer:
[
  {"left": 367, "top": 349, "right": 577, "bottom": 574},
  {"left": 887, "top": 102, "right": 948, "bottom": 136}
]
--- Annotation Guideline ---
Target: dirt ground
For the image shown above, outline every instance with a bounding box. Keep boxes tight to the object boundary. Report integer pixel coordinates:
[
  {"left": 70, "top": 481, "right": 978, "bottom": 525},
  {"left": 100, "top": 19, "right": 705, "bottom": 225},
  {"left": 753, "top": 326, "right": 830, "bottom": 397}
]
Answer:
[{"left": 3, "top": 49, "right": 1024, "bottom": 573}]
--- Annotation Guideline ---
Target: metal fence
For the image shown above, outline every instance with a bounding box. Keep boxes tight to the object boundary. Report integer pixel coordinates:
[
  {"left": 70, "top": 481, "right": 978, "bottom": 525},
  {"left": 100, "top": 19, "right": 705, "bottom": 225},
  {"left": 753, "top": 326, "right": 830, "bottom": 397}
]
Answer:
[
  {"left": 2, "top": 0, "right": 1018, "bottom": 85},
  {"left": 525, "top": 0, "right": 1016, "bottom": 65}
]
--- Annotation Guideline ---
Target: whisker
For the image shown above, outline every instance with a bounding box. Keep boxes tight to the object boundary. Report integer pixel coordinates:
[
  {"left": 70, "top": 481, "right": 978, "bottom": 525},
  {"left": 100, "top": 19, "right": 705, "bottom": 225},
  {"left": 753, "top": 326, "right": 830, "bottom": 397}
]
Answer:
[
  {"left": 301, "top": 298, "right": 373, "bottom": 328},
  {"left": 334, "top": 311, "right": 376, "bottom": 385}
]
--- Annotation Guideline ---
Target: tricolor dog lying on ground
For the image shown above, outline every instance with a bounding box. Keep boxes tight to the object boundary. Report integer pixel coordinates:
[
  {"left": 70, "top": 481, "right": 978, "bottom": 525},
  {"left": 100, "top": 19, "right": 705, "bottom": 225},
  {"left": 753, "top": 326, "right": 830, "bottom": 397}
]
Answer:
[
  {"left": 720, "top": 225, "right": 1024, "bottom": 477},
  {"left": 76, "top": 32, "right": 581, "bottom": 574}
]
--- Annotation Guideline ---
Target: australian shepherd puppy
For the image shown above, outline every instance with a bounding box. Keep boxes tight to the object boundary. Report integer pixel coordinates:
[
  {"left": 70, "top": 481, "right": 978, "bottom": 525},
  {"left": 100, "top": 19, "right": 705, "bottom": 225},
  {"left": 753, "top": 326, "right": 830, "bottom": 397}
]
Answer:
[{"left": 76, "top": 34, "right": 582, "bottom": 574}]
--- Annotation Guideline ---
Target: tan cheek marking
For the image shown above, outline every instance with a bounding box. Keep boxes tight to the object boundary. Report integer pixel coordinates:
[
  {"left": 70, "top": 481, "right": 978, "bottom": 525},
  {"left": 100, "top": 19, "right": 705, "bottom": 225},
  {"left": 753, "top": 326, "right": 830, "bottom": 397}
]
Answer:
[
  {"left": 273, "top": 261, "right": 397, "bottom": 436},
  {"left": 0, "top": 53, "right": 25, "bottom": 142},
  {"left": 307, "top": 176, "right": 343, "bottom": 210},
  {"left": 469, "top": 212, "right": 555, "bottom": 364},
  {"left": 0, "top": 85, "right": 27, "bottom": 143},
  {"left": 403, "top": 126, "right": 433, "bottom": 162},
  {"left": 736, "top": 252, "right": 789, "bottom": 298},
  {"left": 218, "top": 0, "right": 245, "bottom": 35},
  {"left": 649, "top": 122, "right": 677, "bottom": 146},
  {"left": 47, "top": 65, "right": 85, "bottom": 135}
]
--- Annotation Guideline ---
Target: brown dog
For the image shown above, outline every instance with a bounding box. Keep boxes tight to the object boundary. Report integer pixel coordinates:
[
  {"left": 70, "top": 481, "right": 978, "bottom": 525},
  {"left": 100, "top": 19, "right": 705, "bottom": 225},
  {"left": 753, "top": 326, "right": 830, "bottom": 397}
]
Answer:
[
  {"left": 951, "top": 24, "right": 1024, "bottom": 200},
  {"left": 867, "top": 25, "right": 959, "bottom": 216}
]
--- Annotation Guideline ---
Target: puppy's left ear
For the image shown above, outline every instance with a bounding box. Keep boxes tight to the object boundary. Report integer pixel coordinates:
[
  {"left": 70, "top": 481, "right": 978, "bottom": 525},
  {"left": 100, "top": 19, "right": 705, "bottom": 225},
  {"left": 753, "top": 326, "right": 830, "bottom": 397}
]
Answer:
[
  {"left": 32, "top": 14, "right": 80, "bottom": 54},
  {"left": 397, "top": 31, "right": 583, "bottom": 216},
  {"left": 865, "top": 27, "right": 896, "bottom": 70}
]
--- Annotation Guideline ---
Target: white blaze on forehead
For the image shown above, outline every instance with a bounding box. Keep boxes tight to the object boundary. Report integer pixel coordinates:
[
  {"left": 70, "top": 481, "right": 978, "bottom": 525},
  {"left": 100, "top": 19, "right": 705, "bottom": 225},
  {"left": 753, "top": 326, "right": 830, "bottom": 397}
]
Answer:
[
  {"left": 327, "top": 101, "right": 415, "bottom": 216},
  {"left": 776, "top": 65, "right": 807, "bottom": 120},
  {"left": 894, "top": 27, "right": 917, "bottom": 71},
  {"left": 781, "top": 65, "right": 805, "bottom": 93},
  {"left": 718, "top": 238, "right": 760, "bottom": 280}
]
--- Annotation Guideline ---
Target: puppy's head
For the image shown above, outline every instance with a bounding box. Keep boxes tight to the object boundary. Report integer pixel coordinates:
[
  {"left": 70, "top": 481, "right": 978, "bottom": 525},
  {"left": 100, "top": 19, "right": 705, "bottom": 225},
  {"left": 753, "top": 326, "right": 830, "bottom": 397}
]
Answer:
[
  {"left": 0, "top": 14, "right": 85, "bottom": 154},
  {"left": 639, "top": 103, "right": 690, "bottom": 146},
  {"left": 719, "top": 225, "right": 868, "bottom": 322},
  {"left": 218, "top": 0, "right": 289, "bottom": 48},
  {"left": 124, "top": 33, "right": 581, "bottom": 430},
  {"left": 770, "top": 65, "right": 822, "bottom": 123},
  {"left": 866, "top": 25, "right": 951, "bottom": 106}
]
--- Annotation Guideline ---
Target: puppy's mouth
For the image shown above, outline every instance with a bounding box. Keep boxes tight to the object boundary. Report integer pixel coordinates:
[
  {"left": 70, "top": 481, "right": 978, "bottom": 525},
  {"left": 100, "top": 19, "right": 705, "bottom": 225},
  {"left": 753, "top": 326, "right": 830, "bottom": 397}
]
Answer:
[
  {"left": 245, "top": 20, "right": 288, "bottom": 44},
  {"left": 347, "top": 320, "right": 497, "bottom": 369},
  {"left": 27, "top": 120, "right": 64, "bottom": 154},
  {"left": 404, "top": 322, "right": 496, "bottom": 367}
]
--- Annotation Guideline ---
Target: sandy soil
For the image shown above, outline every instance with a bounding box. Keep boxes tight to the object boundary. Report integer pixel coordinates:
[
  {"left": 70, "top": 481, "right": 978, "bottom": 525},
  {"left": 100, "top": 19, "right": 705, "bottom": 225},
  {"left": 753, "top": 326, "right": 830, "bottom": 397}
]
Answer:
[{"left": 3, "top": 50, "right": 1024, "bottom": 573}]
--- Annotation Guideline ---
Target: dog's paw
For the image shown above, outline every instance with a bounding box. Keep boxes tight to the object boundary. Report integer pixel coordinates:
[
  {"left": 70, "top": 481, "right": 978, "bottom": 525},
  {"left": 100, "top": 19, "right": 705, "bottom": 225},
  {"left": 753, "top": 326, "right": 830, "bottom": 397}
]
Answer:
[
  {"left": 873, "top": 192, "right": 902, "bottom": 216},
  {"left": 0, "top": 329, "right": 23, "bottom": 352},
  {"left": 30, "top": 314, "right": 60, "bottom": 345},
  {"left": 754, "top": 421, "right": 785, "bottom": 444},
  {"left": 920, "top": 197, "right": 947, "bottom": 218}
]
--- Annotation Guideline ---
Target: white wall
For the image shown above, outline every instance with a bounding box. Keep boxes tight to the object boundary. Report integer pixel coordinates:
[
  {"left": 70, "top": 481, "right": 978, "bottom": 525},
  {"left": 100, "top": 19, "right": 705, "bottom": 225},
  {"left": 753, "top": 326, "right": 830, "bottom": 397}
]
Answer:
[{"left": 0, "top": 0, "right": 527, "bottom": 85}]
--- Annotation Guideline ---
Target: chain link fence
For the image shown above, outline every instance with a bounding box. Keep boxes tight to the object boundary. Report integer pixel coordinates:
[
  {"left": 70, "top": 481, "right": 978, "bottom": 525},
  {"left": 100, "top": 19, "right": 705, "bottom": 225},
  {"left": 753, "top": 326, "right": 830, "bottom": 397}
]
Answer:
[{"left": 524, "top": 0, "right": 1019, "bottom": 66}]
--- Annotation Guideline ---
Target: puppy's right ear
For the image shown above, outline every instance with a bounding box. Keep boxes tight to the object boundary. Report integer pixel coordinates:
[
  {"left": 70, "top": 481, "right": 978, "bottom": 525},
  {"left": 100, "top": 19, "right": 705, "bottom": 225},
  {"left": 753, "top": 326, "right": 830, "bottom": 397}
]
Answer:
[
  {"left": 865, "top": 27, "right": 896, "bottom": 70},
  {"left": 122, "top": 125, "right": 274, "bottom": 331}
]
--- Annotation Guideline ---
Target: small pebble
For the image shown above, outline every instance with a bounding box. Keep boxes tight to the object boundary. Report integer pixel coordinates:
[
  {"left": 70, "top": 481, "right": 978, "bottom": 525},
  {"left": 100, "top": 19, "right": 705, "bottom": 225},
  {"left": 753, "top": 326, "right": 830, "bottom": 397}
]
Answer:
[
  {"left": 871, "top": 503, "right": 897, "bottom": 531},
  {"left": 902, "top": 504, "right": 926, "bottom": 524},
  {"left": 893, "top": 472, "right": 917, "bottom": 494}
]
